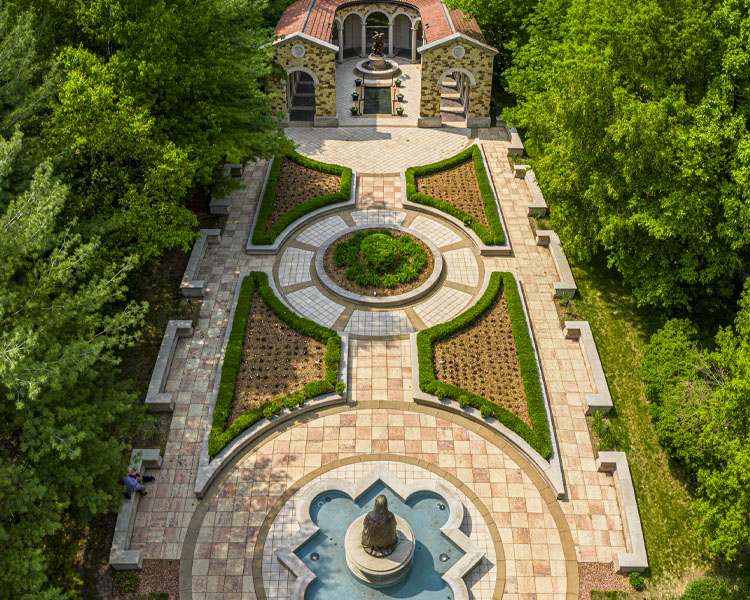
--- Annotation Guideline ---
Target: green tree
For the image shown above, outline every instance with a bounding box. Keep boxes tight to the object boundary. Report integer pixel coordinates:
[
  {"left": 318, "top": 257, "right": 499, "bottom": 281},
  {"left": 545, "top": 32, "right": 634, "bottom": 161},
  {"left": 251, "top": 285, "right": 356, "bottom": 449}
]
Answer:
[
  {"left": 45, "top": 47, "right": 198, "bottom": 261},
  {"left": 505, "top": 0, "right": 750, "bottom": 310},
  {"left": 0, "top": 132, "right": 145, "bottom": 597},
  {"left": 642, "top": 281, "right": 750, "bottom": 560}
]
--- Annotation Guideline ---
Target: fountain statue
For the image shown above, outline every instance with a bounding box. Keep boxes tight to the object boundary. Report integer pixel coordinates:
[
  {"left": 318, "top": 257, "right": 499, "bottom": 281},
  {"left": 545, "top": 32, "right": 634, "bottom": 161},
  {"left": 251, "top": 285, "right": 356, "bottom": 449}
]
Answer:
[
  {"left": 361, "top": 495, "right": 398, "bottom": 557},
  {"left": 355, "top": 30, "right": 401, "bottom": 80},
  {"left": 344, "top": 494, "right": 416, "bottom": 587},
  {"left": 371, "top": 32, "right": 385, "bottom": 56}
]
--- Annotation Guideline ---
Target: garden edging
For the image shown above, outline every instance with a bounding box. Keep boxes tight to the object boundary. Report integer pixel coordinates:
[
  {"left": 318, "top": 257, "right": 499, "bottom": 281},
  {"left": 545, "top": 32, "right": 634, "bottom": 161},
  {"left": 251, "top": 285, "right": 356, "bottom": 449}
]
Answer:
[
  {"left": 410, "top": 271, "right": 565, "bottom": 498},
  {"left": 194, "top": 271, "right": 349, "bottom": 498},
  {"left": 245, "top": 157, "right": 356, "bottom": 255}
]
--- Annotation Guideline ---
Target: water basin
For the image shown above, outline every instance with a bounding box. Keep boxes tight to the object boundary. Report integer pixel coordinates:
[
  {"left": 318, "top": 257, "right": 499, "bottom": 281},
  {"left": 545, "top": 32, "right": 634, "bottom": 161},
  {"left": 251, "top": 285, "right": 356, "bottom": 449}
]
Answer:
[{"left": 296, "top": 482, "right": 461, "bottom": 599}]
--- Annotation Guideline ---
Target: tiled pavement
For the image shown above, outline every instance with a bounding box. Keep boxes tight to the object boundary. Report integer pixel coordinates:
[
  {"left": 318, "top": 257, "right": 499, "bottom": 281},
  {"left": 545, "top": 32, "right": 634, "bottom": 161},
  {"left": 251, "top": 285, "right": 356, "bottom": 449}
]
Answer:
[
  {"left": 128, "top": 126, "right": 632, "bottom": 599},
  {"left": 286, "top": 126, "right": 472, "bottom": 173}
]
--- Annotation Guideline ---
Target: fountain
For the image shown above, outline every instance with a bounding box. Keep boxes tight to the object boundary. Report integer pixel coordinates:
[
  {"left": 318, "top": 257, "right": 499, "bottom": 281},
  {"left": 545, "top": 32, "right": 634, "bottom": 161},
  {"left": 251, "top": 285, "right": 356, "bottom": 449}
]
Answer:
[
  {"left": 276, "top": 467, "right": 486, "bottom": 600},
  {"left": 356, "top": 31, "right": 401, "bottom": 81}
]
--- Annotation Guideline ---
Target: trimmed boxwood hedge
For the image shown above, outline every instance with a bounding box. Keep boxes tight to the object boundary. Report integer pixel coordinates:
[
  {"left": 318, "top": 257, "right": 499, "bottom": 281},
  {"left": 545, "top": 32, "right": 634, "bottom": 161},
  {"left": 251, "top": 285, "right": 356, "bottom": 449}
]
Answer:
[
  {"left": 405, "top": 145, "right": 505, "bottom": 245},
  {"left": 208, "top": 272, "right": 345, "bottom": 457},
  {"left": 251, "top": 151, "right": 352, "bottom": 245},
  {"left": 416, "top": 272, "right": 552, "bottom": 458}
]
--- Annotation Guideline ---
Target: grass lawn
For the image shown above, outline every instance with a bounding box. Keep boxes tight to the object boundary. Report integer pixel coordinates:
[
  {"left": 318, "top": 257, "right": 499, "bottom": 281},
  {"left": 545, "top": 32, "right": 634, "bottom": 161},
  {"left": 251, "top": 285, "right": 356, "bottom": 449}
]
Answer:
[{"left": 562, "top": 255, "right": 711, "bottom": 597}]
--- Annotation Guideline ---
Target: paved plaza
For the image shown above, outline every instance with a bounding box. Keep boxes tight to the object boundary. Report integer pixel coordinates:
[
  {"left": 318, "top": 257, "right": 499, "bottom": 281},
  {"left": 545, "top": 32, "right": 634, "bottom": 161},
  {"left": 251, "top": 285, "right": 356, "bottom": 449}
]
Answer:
[{"left": 129, "top": 126, "right": 633, "bottom": 600}]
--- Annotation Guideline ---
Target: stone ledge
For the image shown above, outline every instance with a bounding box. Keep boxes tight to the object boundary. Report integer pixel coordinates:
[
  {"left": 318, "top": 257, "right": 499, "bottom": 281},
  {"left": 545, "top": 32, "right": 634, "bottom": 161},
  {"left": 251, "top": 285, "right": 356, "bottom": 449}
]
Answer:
[
  {"left": 596, "top": 452, "right": 649, "bottom": 573},
  {"left": 109, "top": 448, "right": 162, "bottom": 570},
  {"left": 245, "top": 159, "right": 356, "bottom": 255},
  {"left": 525, "top": 169, "right": 549, "bottom": 217},
  {"left": 223, "top": 163, "right": 244, "bottom": 179},
  {"left": 180, "top": 229, "right": 221, "bottom": 298},
  {"left": 194, "top": 271, "right": 350, "bottom": 498},
  {"left": 513, "top": 164, "right": 530, "bottom": 179},
  {"left": 535, "top": 230, "right": 577, "bottom": 298},
  {"left": 417, "top": 115, "right": 442, "bottom": 128},
  {"left": 564, "top": 321, "right": 613, "bottom": 415},
  {"left": 410, "top": 273, "right": 565, "bottom": 499},
  {"left": 507, "top": 126, "right": 525, "bottom": 157},
  {"left": 145, "top": 320, "right": 194, "bottom": 412},
  {"left": 209, "top": 196, "right": 230, "bottom": 215}
]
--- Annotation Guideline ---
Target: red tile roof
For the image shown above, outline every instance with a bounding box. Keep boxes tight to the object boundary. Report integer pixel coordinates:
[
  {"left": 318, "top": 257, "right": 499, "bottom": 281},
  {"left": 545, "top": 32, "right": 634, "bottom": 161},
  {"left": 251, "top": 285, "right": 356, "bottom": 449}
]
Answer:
[{"left": 274, "top": 0, "right": 484, "bottom": 46}]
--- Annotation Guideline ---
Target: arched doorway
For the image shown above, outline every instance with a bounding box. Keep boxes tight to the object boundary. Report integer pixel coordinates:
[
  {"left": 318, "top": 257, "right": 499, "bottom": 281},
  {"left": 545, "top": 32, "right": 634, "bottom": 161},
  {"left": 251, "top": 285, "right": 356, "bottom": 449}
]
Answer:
[
  {"left": 439, "top": 68, "right": 474, "bottom": 125},
  {"left": 342, "top": 13, "right": 362, "bottom": 59},
  {"left": 287, "top": 71, "right": 315, "bottom": 123},
  {"left": 392, "top": 14, "right": 412, "bottom": 59},
  {"left": 365, "top": 11, "right": 389, "bottom": 55}
]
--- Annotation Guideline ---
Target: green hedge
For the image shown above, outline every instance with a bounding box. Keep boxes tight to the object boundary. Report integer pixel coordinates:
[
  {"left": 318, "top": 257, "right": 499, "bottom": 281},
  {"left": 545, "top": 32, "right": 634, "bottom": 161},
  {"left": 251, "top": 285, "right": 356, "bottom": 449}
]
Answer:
[
  {"left": 208, "top": 272, "right": 344, "bottom": 457},
  {"left": 405, "top": 145, "right": 505, "bottom": 245},
  {"left": 251, "top": 151, "right": 352, "bottom": 245},
  {"left": 416, "top": 272, "right": 551, "bottom": 458}
]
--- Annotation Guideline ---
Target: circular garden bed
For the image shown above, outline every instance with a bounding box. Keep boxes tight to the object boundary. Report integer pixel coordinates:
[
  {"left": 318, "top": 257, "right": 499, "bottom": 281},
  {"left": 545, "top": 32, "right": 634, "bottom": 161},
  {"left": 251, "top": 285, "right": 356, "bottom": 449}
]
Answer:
[{"left": 323, "top": 228, "right": 434, "bottom": 296}]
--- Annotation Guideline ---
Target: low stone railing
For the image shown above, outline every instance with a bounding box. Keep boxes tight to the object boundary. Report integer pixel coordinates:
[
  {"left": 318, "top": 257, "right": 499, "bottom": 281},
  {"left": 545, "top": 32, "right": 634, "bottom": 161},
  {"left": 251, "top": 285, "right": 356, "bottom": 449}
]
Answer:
[
  {"left": 597, "top": 452, "right": 649, "bottom": 573},
  {"left": 180, "top": 229, "right": 221, "bottom": 298},
  {"left": 563, "top": 321, "right": 613, "bottom": 415},
  {"left": 535, "top": 230, "right": 577, "bottom": 298},
  {"left": 145, "top": 320, "right": 194, "bottom": 412},
  {"left": 109, "top": 449, "right": 162, "bottom": 570},
  {"left": 524, "top": 169, "right": 548, "bottom": 217}
]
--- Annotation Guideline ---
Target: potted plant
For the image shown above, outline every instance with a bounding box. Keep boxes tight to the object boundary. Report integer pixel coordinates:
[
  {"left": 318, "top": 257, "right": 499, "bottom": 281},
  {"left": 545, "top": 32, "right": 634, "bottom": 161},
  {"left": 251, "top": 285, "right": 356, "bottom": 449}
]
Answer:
[
  {"left": 350, "top": 106, "right": 358, "bottom": 115},
  {"left": 396, "top": 106, "right": 404, "bottom": 116},
  {"left": 352, "top": 91, "right": 359, "bottom": 101},
  {"left": 396, "top": 92, "right": 404, "bottom": 101},
  {"left": 395, "top": 78, "right": 402, "bottom": 87},
  {"left": 355, "top": 77, "right": 362, "bottom": 86}
]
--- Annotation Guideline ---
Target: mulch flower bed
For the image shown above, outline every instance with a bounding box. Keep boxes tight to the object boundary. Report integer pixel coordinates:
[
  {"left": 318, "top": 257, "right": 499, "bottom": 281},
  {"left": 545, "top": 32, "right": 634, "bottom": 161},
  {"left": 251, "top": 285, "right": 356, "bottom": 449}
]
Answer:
[
  {"left": 433, "top": 289, "right": 530, "bottom": 426},
  {"left": 577, "top": 562, "right": 630, "bottom": 599},
  {"left": 323, "top": 230, "right": 434, "bottom": 296},
  {"left": 270, "top": 157, "right": 341, "bottom": 226},
  {"left": 231, "top": 292, "right": 326, "bottom": 423},
  {"left": 414, "top": 159, "right": 489, "bottom": 230}
]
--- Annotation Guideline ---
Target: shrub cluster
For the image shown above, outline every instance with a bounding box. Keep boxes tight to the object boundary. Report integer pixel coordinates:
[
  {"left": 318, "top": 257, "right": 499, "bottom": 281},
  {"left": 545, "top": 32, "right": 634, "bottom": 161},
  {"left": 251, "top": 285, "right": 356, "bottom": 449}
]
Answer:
[
  {"left": 333, "top": 230, "right": 427, "bottom": 289},
  {"left": 416, "top": 271, "right": 551, "bottom": 458},
  {"left": 405, "top": 145, "right": 505, "bottom": 245},
  {"left": 251, "top": 151, "right": 352, "bottom": 245},
  {"left": 208, "top": 272, "right": 345, "bottom": 457}
]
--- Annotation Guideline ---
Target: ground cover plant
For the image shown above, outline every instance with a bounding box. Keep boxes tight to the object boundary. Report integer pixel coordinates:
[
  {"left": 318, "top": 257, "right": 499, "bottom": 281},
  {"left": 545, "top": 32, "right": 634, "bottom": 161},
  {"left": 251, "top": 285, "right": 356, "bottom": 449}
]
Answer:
[
  {"left": 208, "top": 272, "right": 344, "bottom": 457},
  {"left": 324, "top": 229, "right": 432, "bottom": 295},
  {"left": 417, "top": 271, "right": 551, "bottom": 458},
  {"left": 405, "top": 145, "right": 505, "bottom": 245},
  {"left": 252, "top": 151, "right": 352, "bottom": 245}
]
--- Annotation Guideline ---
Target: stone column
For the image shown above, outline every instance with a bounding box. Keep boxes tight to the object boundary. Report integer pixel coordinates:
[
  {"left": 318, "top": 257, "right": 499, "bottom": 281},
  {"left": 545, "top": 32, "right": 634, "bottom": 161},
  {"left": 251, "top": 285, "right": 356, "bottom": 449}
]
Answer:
[
  {"left": 410, "top": 26, "right": 417, "bottom": 63},
  {"left": 361, "top": 20, "right": 366, "bottom": 56},
  {"left": 337, "top": 20, "right": 344, "bottom": 62},
  {"left": 388, "top": 22, "right": 393, "bottom": 56}
]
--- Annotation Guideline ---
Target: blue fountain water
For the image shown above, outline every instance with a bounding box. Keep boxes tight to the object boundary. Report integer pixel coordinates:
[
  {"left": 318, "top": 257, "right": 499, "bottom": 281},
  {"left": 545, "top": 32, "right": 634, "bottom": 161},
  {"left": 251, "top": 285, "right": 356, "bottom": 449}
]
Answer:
[{"left": 295, "top": 482, "right": 462, "bottom": 599}]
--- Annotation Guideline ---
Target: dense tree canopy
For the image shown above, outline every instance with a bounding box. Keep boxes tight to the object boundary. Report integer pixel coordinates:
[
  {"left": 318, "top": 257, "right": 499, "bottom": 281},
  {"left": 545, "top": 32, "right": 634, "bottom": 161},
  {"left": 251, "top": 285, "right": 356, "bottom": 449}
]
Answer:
[
  {"left": 504, "top": 0, "right": 750, "bottom": 310},
  {"left": 0, "top": 0, "right": 289, "bottom": 596},
  {"left": 642, "top": 281, "right": 750, "bottom": 560}
]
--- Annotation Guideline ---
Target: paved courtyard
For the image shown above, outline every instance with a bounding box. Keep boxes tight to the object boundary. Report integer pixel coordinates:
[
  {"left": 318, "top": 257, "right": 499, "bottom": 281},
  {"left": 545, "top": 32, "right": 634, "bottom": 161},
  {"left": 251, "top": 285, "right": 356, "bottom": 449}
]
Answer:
[{"left": 129, "top": 126, "right": 633, "bottom": 600}]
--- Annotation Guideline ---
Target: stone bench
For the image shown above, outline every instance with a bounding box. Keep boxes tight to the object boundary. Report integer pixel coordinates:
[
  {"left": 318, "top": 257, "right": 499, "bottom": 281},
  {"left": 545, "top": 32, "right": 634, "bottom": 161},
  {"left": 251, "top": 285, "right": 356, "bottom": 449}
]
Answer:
[
  {"left": 145, "top": 320, "right": 194, "bottom": 412},
  {"left": 525, "top": 170, "right": 549, "bottom": 217},
  {"left": 597, "top": 452, "right": 649, "bottom": 573},
  {"left": 563, "top": 321, "right": 613, "bottom": 414},
  {"left": 535, "top": 230, "right": 577, "bottom": 298},
  {"left": 507, "top": 126, "right": 525, "bottom": 157},
  {"left": 223, "top": 163, "right": 244, "bottom": 179},
  {"left": 513, "top": 164, "right": 530, "bottom": 179},
  {"left": 109, "top": 448, "right": 162, "bottom": 570},
  {"left": 209, "top": 196, "right": 230, "bottom": 215},
  {"left": 180, "top": 229, "right": 221, "bottom": 298}
]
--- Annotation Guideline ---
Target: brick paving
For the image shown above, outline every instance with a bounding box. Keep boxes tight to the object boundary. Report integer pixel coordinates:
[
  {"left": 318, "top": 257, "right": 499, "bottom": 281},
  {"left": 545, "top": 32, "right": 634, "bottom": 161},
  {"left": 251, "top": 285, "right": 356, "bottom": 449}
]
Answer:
[{"left": 127, "top": 126, "right": 632, "bottom": 600}]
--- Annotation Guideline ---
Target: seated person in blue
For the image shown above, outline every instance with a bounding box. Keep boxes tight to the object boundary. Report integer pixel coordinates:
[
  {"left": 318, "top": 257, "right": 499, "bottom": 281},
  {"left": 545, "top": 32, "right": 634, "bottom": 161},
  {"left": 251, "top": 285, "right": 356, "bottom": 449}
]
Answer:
[{"left": 122, "top": 468, "right": 154, "bottom": 499}]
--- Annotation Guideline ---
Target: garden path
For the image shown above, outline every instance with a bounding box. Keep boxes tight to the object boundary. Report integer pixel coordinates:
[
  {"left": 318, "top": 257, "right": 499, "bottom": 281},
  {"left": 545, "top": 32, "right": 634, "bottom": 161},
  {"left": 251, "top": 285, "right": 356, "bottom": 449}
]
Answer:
[{"left": 128, "top": 126, "right": 633, "bottom": 600}]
